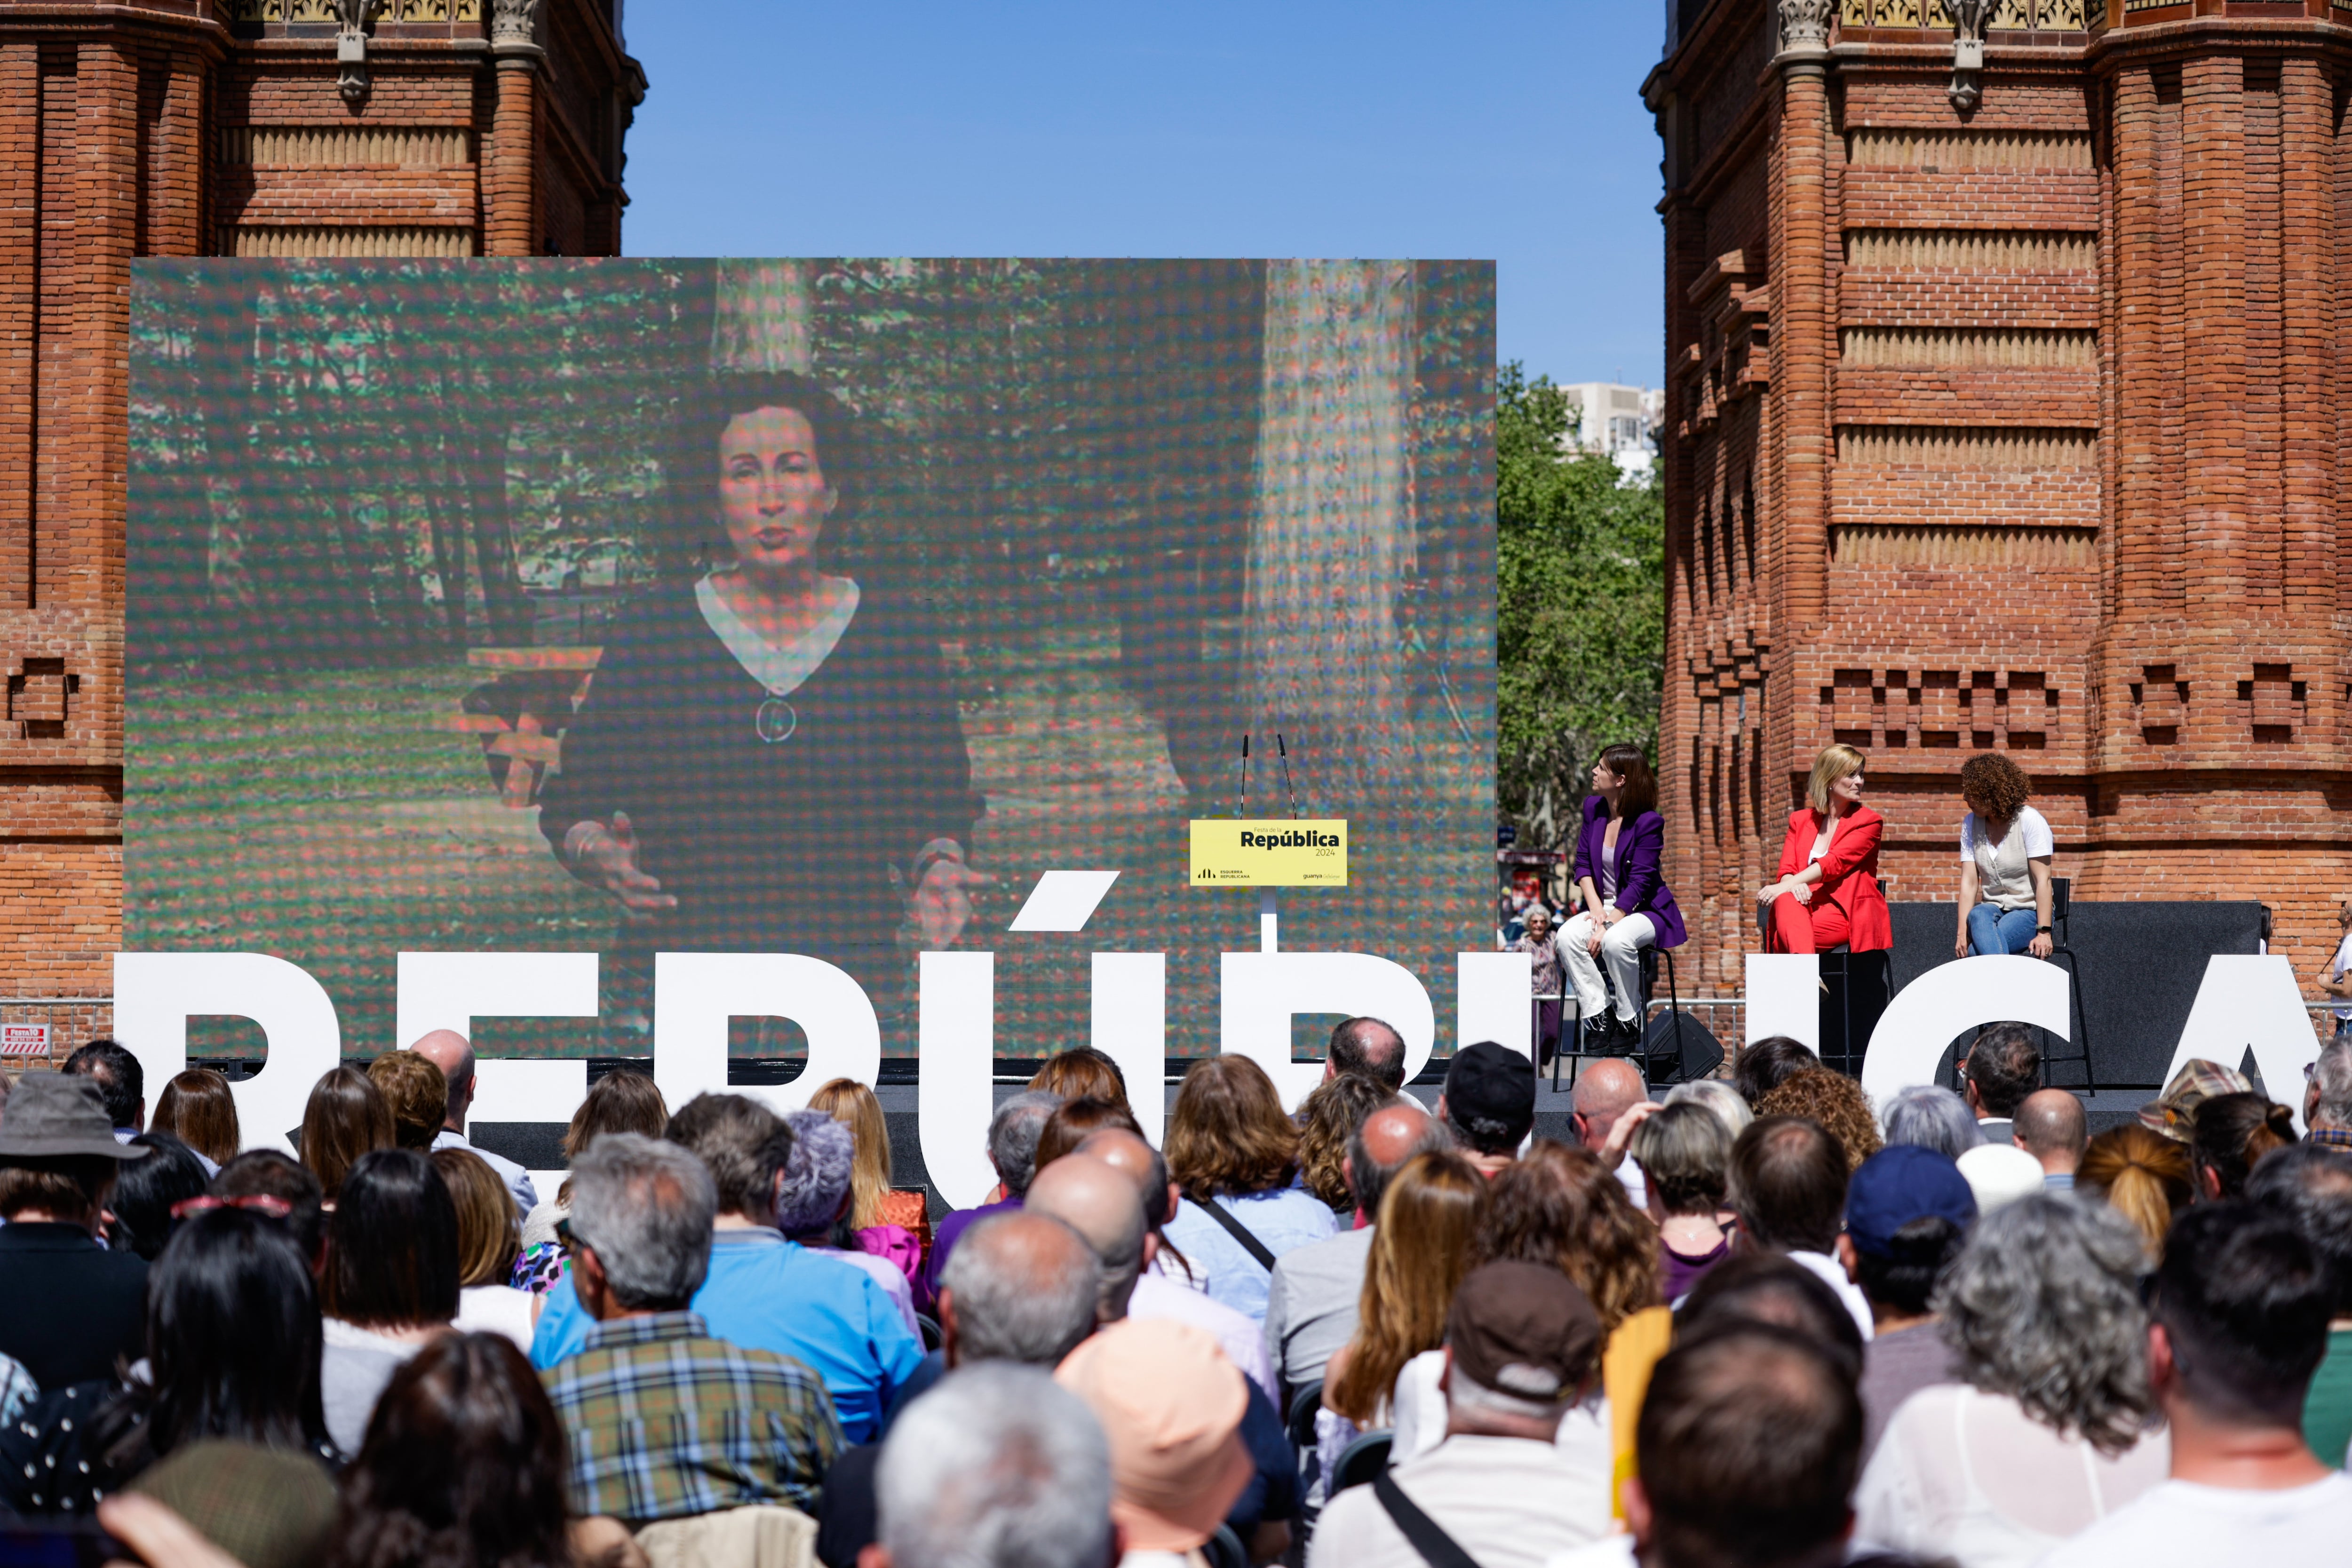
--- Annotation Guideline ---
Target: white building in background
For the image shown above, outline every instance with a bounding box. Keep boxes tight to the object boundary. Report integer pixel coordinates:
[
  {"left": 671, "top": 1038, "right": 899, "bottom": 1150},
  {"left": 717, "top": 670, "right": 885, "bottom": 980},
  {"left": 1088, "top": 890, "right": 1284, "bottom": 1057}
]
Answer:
[{"left": 1559, "top": 381, "right": 1663, "bottom": 478}]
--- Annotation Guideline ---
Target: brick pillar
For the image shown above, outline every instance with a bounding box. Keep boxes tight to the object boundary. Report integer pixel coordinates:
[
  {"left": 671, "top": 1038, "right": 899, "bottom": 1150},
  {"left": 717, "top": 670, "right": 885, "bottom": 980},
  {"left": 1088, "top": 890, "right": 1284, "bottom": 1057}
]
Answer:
[
  {"left": 1776, "top": 58, "right": 1831, "bottom": 653},
  {"left": 0, "top": 44, "right": 36, "bottom": 613},
  {"left": 2278, "top": 53, "right": 2336, "bottom": 740},
  {"left": 2177, "top": 53, "right": 2245, "bottom": 758},
  {"left": 485, "top": 57, "right": 536, "bottom": 256},
  {"left": 74, "top": 40, "right": 138, "bottom": 614}
]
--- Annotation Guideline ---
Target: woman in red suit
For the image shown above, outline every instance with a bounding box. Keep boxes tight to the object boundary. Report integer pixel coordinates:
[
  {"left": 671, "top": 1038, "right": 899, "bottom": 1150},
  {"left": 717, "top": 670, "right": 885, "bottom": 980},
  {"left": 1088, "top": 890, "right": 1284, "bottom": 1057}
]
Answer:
[{"left": 1761, "top": 743, "right": 1893, "bottom": 954}]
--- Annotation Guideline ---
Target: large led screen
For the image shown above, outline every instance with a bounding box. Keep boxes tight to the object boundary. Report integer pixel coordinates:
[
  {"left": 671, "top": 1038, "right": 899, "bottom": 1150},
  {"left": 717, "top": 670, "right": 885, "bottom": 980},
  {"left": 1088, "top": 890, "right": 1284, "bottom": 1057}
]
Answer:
[{"left": 126, "top": 258, "right": 1496, "bottom": 1063}]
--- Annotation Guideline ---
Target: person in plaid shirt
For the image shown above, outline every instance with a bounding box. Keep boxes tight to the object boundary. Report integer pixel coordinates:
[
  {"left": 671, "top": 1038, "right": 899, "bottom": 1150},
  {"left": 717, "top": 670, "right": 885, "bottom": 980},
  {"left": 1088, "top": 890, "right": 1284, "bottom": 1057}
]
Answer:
[{"left": 540, "top": 1132, "right": 842, "bottom": 1525}]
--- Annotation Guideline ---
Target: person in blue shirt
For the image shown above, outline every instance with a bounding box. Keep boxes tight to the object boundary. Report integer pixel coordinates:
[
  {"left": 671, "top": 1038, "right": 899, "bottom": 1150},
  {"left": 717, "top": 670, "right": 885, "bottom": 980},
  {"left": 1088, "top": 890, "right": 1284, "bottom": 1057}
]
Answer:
[{"left": 530, "top": 1092, "right": 921, "bottom": 1443}]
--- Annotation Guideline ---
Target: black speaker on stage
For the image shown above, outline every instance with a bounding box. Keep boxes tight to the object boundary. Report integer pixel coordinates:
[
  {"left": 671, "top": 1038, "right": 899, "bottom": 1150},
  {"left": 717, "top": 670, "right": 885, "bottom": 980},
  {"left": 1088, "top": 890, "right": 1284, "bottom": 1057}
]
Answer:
[{"left": 1643, "top": 1009, "right": 1726, "bottom": 1088}]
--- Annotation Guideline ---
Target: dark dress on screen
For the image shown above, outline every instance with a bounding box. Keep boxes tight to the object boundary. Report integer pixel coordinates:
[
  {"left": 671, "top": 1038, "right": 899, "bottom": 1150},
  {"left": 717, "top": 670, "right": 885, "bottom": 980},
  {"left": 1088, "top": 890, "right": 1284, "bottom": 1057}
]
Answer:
[{"left": 537, "top": 580, "right": 980, "bottom": 995}]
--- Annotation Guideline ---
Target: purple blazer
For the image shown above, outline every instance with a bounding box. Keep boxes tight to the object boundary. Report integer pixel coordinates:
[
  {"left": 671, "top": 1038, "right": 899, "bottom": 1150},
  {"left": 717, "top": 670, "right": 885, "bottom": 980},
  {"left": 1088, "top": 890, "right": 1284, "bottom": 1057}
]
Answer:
[{"left": 1571, "top": 795, "right": 1688, "bottom": 949}]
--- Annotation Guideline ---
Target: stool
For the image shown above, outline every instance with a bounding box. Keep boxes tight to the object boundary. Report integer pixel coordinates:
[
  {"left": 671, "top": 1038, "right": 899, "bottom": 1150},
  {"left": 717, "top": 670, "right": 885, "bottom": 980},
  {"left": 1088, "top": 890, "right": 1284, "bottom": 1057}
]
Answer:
[
  {"left": 2039, "top": 876, "right": 2098, "bottom": 1094},
  {"left": 1553, "top": 945, "right": 1678, "bottom": 1090}
]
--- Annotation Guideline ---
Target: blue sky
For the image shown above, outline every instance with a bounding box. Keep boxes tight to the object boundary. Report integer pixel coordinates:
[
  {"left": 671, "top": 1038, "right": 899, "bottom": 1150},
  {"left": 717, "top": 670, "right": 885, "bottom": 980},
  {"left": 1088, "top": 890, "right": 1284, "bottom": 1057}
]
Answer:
[{"left": 617, "top": 2, "right": 1669, "bottom": 388}]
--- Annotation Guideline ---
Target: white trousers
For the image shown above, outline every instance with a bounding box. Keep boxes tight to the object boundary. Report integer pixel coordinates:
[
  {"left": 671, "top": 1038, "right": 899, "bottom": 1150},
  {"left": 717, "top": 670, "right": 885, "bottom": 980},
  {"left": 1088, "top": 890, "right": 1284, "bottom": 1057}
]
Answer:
[{"left": 1560, "top": 911, "right": 1657, "bottom": 1024}]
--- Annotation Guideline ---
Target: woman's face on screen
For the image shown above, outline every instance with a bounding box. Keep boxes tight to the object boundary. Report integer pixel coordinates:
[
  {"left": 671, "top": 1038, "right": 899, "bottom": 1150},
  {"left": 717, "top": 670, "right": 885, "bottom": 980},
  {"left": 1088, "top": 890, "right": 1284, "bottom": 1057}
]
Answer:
[{"left": 717, "top": 405, "right": 837, "bottom": 575}]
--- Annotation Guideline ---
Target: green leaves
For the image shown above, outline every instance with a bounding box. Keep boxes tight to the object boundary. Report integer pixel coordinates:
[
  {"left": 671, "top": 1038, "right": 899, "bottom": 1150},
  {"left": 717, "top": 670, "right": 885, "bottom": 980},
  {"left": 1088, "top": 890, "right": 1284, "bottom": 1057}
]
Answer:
[{"left": 1495, "top": 364, "right": 1663, "bottom": 849}]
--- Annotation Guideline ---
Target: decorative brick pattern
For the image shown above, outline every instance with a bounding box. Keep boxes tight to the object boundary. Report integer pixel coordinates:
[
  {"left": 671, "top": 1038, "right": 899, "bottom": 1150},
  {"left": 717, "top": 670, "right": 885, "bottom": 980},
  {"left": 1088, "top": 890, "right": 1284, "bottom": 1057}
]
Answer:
[
  {"left": 0, "top": 0, "right": 641, "bottom": 999},
  {"left": 1655, "top": 1, "right": 2352, "bottom": 1001}
]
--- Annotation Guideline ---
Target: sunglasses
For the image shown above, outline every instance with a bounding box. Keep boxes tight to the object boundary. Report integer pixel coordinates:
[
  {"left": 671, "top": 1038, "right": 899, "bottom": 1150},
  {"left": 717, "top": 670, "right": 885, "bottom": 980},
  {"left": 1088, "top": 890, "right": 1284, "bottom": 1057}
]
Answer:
[
  {"left": 170, "top": 1193, "right": 294, "bottom": 1222},
  {"left": 555, "top": 1216, "right": 589, "bottom": 1255}
]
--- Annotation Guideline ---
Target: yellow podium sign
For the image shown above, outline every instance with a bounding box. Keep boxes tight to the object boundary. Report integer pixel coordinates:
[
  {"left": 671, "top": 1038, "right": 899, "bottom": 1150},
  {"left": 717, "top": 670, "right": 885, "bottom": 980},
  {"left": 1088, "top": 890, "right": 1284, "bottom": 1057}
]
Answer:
[{"left": 1189, "top": 819, "right": 1348, "bottom": 887}]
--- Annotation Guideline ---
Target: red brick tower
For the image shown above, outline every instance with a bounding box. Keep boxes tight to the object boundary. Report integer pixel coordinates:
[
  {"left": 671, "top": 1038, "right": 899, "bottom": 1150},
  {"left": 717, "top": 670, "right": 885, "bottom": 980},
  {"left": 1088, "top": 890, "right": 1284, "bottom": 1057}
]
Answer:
[
  {"left": 0, "top": 0, "right": 641, "bottom": 1003},
  {"left": 1648, "top": 0, "right": 2352, "bottom": 1004}
]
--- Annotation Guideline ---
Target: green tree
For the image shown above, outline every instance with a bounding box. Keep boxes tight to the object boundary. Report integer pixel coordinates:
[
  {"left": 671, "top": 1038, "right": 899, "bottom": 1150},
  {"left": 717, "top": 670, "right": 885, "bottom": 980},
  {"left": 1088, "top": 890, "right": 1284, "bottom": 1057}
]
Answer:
[{"left": 1496, "top": 363, "right": 1663, "bottom": 849}]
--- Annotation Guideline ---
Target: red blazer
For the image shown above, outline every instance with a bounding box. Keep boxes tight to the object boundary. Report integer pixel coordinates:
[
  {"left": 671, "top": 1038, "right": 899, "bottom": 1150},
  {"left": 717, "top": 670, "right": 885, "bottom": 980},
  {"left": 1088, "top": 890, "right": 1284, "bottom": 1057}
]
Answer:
[{"left": 1770, "top": 804, "right": 1893, "bottom": 953}]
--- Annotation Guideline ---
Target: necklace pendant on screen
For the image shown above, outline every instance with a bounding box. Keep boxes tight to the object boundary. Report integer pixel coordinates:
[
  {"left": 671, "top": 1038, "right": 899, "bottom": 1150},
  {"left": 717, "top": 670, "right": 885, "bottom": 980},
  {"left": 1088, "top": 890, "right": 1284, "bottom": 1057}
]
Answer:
[{"left": 755, "top": 698, "right": 798, "bottom": 744}]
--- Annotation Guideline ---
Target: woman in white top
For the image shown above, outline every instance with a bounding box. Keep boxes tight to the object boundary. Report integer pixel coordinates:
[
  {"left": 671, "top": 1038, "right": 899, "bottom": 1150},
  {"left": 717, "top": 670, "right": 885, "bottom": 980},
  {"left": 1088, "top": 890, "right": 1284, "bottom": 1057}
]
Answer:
[
  {"left": 1954, "top": 752, "right": 2054, "bottom": 959},
  {"left": 431, "top": 1146, "right": 537, "bottom": 1351},
  {"left": 1854, "top": 1195, "right": 2169, "bottom": 1568}
]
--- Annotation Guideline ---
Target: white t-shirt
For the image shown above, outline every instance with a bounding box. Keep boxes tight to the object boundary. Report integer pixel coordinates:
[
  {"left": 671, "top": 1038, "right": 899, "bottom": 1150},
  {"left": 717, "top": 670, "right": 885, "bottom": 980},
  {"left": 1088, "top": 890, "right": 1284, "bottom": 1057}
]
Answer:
[
  {"left": 2035, "top": 1473, "right": 2352, "bottom": 1568},
  {"left": 455, "top": 1284, "right": 537, "bottom": 1353},
  {"left": 1854, "top": 1383, "right": 2168, "bottom": 1568},
  {"left": 1959, "top": 806, "right": 2054, "bottom": 862},
  {"left": 2328, "top": 933, "right": 2352, "bottom": 1022},
  {"left": 1790, "top": 1249, "right": 1875, "bottom": 1343},
  {"left": 1305, "top": 1433, "right": 1610, "bottom": 1568}
]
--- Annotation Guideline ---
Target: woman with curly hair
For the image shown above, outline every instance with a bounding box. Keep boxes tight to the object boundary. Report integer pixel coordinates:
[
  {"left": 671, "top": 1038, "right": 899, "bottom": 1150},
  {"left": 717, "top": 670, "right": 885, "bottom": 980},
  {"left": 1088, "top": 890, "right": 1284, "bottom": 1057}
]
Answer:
[
  {"left": 1955, "top": 751, "right": 2055, "bottom": 959},
  {"left": 1456, "top": 1140, "right": 1668, "bottom": 1527},
  {"left": 1755, "top": 1066, "right": 1883, "bottom": 1172},
  {"left": 1161, "top": 1055, "right": 1337, "bottom": 1321},
  {"left": 1293, "top": 1071, "right": 1393, "bottom": 1212},
  {"left": 1853, "top": 1195, "right": 2168, "bottom": 1568}
]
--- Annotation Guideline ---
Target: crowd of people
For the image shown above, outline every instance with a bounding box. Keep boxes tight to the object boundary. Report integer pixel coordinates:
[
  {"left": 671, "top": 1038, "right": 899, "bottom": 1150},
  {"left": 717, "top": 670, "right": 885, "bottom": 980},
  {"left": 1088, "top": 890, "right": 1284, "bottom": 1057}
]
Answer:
[{"left": 0, "top": 1012, "right": 2349, "bottom": 1568}]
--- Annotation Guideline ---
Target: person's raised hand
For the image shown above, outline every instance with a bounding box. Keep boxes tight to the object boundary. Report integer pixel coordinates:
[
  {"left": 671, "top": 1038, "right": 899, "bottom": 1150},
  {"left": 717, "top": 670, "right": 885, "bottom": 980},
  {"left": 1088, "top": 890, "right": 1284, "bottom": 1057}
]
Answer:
[
  {"left": 914, "top": 856, "right": 995, "bottom": 949},
  {"left": 99, "top": 1494, "right": 244, "bottom": 1568},
  {"left": 568, "top": 812, "right": 677, "bottom": 915},
  {"left": 1599, "top": 1099, "right": 1664, "bottom": 1170}
]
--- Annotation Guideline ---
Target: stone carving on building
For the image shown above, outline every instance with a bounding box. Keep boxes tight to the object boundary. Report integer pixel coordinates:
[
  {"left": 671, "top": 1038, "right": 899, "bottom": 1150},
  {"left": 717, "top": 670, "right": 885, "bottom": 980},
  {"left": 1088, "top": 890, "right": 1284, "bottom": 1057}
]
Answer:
[
  {"left": 1778, "top": 0, "right": 1835, "bottom": 56},
  {"left": 332, "top": 0, "right": 382, "bottom": 103},
  {"left": 1948, "top": 0, "right": 1994, "bottom": 109},
  {"left": 490, "top": 0, "right": 543, "bottom": 49}
]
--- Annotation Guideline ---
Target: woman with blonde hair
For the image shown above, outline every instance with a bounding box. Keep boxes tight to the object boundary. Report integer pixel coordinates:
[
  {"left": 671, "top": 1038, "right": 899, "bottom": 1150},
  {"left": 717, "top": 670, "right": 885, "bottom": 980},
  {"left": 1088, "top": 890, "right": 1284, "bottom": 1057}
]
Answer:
[
  {"left": 1322, "top": 1149, "right": 1488, "bottom": 1428},
  {"left": 2076, "top": 1124, "right": 2193, "bottom": 1253},
  {"left": 151, "top": 1067, "right": 240, "bottom": 1169},
  {"left": 809, "top": 1076, "right": 927, "bottom": 1293},
  {"left": 1161, "top": 1055, "right": 1338, "bottom": 1321},
  {"left": 1762, "top": 743, "right": 1892, "bottom": 955}
]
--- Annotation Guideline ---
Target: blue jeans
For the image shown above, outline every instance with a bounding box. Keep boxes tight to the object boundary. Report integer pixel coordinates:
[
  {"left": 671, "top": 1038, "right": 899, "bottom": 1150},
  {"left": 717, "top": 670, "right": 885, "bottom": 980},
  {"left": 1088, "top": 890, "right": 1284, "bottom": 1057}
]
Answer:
[{"left": 1968, "top": 903, "right": 2039, "bottom": 955}]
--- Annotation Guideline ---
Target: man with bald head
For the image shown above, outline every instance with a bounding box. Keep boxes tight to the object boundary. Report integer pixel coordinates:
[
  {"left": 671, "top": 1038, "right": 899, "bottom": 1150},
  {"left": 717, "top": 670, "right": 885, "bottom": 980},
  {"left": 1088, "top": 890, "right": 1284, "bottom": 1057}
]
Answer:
[
  {"left": 1024, "top": 1154, "right": 1148, "bottom": 1324},
  {"left": 1573, "top": 1057, "right": 1653, "bottom": 1210},
  {"left": 1264, "top": 1099, "right": 1451, "bottom": 1402},
  {"left": 410, "top": 1029, "right": 537, "bottom": 1212},
  {"left": 1073, "top": 1128, "right": 1275, "bottom": 1397},
  {"left": 2012, "top": 1086, "right": 2088, "bottom": 1191}
]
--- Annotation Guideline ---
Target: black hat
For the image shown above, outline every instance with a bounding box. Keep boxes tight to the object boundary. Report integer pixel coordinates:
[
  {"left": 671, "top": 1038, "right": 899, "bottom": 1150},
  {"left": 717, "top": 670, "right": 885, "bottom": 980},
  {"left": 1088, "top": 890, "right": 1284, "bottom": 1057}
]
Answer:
[
  {"left": 0, "top": 1072, "right": 151, "bottom": 1160},
  {"left": 1443, "top": 1041, "right": 1536, "bottom": 1148}
]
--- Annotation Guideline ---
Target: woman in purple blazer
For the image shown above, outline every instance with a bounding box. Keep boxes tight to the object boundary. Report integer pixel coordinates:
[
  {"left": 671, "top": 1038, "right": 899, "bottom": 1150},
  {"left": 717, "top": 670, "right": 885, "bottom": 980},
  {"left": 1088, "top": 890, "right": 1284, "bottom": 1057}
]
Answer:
[{"left": 1565, "top": 743, "right": 1688, "bottom": 1050}]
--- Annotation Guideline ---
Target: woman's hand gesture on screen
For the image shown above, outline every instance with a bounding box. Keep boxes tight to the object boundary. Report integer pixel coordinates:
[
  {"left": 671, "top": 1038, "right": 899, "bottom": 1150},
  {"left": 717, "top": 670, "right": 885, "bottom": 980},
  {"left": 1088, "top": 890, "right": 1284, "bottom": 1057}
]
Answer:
[
  {"left": 913, "top": 854, "right": 995, "bottom": 949},
  {"left": 564, "top": 812, "right": 677, "bottom": 915}
]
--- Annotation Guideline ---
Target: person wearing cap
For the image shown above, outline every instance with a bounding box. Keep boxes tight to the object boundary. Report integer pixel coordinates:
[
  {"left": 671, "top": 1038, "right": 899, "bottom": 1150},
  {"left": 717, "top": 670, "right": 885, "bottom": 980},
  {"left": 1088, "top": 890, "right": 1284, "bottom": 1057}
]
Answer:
[
  {"left": 2139, "top": 1058, "right": 2252, "bottom": 1144},
  {"left": 1834, "top": 1146, "right": 1977, "bottom": 1459},
  {"left": 0, "top": 1072, "right": 153, "bottom": 1390},
  {"left": 1057, "top": 1318, "right": 1256, "bottom": 1567},
  {"left": 1956, "top": 1142, "right": 2045, "bottom": 1214},
  {"left": 1437, "top": 1040, "right": 1536, "bottom": 1178},
  {"left": 1308, "top": 1260, "right": 1609, "bottom": 1568}
]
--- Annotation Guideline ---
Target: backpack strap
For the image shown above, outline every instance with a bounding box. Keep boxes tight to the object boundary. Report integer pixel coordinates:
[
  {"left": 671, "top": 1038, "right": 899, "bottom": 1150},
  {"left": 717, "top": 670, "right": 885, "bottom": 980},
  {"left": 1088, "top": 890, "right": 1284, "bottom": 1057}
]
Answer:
[
  {"left": 1191, "top": 1194, "right": 1280, "bottom": 1272},
  {"left": 1371, "top": 1470, "right": 1485, "bottom": 1568}
]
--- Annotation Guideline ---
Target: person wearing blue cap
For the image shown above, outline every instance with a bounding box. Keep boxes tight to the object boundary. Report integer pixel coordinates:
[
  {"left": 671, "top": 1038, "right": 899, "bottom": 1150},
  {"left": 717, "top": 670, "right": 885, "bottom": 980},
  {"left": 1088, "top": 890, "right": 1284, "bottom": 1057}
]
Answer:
[{"left": 1834, "top": 1145, "right": 1977, "bottom": 1460}]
